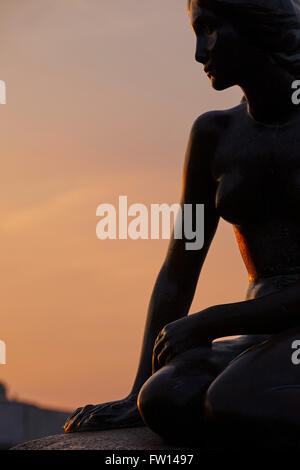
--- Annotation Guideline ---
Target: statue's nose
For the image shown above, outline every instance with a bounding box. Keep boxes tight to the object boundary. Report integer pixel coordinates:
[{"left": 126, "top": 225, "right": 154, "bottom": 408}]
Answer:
[
  {"left": 195, "top": 52, "right": 208, "bottom": 64},
  {"left": 195, "top": 38, "right": 209, "bottom": 64}
]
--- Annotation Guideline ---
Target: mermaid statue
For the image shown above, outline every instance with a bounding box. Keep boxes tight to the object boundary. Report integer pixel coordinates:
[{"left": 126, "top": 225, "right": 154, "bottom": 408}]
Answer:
[{"left": 64, "top": 0, "right": 300, "bottom": 448}]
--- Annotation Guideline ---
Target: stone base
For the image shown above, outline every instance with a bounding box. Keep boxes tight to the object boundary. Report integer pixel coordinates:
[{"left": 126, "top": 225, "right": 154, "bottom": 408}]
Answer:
[{"left": 11, "top": 427, "right": 191, "bottom": 450}]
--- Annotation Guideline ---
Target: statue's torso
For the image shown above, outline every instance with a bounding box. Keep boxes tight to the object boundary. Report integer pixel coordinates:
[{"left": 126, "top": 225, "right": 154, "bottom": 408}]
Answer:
[{"left": 211, "top": 104, "right": 300, "bottom": 298}]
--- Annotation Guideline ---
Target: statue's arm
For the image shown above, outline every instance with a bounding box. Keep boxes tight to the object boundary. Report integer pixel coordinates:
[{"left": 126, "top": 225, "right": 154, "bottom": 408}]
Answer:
[
  {"left": 152, "top": 280, "right": 300, "bottom": 368},
  {"left": 64, "top": 112, "right": 221, "bottom": 432},
  {"left": 131, "top": 113, "right": 220, "bottom": 393},
  {"left": 189, "top": 280, "right": 300, "bottom": 340}
]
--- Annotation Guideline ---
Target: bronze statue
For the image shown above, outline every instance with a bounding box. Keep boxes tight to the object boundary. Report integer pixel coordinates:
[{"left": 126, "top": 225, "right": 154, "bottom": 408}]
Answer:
[{"left": 64, "top": 0, "right": 300, "bottom": 448}]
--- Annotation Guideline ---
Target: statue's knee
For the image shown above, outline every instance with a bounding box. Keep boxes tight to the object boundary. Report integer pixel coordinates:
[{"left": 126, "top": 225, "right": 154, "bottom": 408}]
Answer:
[
  {"left": 138, "top": 365, "right": 209, "bottom": 444},
  {"left": 138, "top": 369, "right": 176, "bottom": 430},
  {"left": 138, "top": 366, "right": 196, "bottom": 441}
]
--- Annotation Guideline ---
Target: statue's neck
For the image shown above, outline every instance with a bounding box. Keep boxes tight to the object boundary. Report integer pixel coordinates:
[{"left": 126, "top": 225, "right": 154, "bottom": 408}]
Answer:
[{"left": 240, "top": 68, "right": 298, "bottom": 125}]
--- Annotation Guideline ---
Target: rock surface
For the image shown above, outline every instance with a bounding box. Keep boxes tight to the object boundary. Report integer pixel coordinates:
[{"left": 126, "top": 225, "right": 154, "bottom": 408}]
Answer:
[{"left": 11, "top": 426, "right": 191, "bottom": 450}]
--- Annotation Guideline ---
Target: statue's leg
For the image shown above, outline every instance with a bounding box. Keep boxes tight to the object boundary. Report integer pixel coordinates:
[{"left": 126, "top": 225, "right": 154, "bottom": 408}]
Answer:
[
  {"left": 205, "top": 327, "right": 300, "bottom": 449},
  {"left": 137, "top": 335, "right": 269, "bottom": 444}
]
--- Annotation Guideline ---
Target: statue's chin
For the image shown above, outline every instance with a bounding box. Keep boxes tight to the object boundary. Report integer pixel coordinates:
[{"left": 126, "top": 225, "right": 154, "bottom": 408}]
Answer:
[{"left": 210, "top": 76, "right": 234, "bottom": 91}]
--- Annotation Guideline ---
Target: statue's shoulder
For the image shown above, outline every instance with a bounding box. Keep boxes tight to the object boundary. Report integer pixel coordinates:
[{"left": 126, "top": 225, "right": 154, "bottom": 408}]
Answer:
[{"left": 191, "top": 103, "right": 245, "bottom": 139}]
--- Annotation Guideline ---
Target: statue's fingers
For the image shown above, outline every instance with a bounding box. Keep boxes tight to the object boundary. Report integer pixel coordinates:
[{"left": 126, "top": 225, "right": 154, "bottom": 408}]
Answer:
[
  {"left": 152, "top": 340, "right": 165, "bottom": 373},
  {"left": 154, "top": 331, "right": 163, "bottom": 345},
  {"left": 157, "top": 344, "right": 172, "bottom": 368},
  {"left": 79, "top": 406, "right": 144, "bottom": 431},
  {"left": 76, "top": 408, "right": 114, "bottom": 430},
  {"left": 65, "top": 407, "right": 83, "bottom": 422},
  {"left": 64, "top": 405, "right": 95, "bottom": 432},
  {"left": 153, "top": 337, "right": 164, "bottom": 359},
  {"left": 78, "top": 418, "right": 103, "bottom": 432},
  {"left": 79, "top": 413, "right": 117, "bottom": 432},
  {"left": 75, "top": 402, "right": 120, "bottom": 429},
  {"left": 152, "top": 350, "right": 159, "bottom": 373},
  {"left": 63, "top": 407, "right": 83, "bottom": 430},
  {"left": 76, "top": 412, "right": 96, "bottom": 430}
]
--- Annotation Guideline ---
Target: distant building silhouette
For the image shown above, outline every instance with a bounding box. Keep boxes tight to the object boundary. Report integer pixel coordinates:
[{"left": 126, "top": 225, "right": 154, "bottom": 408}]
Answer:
[
  {"left": 0, "top": 382, "right": 70, "bottom": 448},
  {"left": 0, "top": 383, "right": 7, "bottom": 402}
]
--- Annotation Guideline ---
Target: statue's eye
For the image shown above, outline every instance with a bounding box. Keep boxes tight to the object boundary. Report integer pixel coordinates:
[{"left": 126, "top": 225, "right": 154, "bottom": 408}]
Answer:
[
  {"left": 202, "top": 24, "right": 215, "bottom": 35},
  {"left": 192, "top": 19, "right": 217, "bottom": 37}
]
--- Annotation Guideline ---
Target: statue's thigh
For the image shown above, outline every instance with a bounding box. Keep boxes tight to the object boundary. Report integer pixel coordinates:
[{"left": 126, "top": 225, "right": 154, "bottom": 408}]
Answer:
[
  {"left": 205, "top": 327, "right": 300, "bottom": 431},
  {"left": 138, "top": 338, "right": 262, "bottom": 438},
  {"left": 137, "top": 345, "right": 232, "bottom": 442}
]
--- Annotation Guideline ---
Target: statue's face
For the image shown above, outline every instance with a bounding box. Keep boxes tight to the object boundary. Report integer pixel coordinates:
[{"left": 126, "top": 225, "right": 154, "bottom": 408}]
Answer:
[{"left": 189, "top": 0, "right": 247, "bottom": 90}]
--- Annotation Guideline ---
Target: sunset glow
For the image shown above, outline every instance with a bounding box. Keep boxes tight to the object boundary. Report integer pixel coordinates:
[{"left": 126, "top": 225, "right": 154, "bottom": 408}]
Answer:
[{"left": 1, "top": 0, "right": 244, "bottom": 411}]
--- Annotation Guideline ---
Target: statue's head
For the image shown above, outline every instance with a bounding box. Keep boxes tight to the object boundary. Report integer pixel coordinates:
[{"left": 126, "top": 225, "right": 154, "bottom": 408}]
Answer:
[{"left": 188, "top": 0, "right": 300, "bottom": 90}]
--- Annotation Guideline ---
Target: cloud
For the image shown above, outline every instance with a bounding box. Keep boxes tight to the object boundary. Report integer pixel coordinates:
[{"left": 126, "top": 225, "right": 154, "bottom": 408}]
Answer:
[{"left": 2, "top": 186, "right": 95, "bottom": 233}]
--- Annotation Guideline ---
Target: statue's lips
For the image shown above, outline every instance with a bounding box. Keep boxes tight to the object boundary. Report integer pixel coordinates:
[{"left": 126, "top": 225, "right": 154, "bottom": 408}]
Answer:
[
  {"left": 205, "top": 70, "right": 215, "bottom": 78},
  {"left": 204, "top": 65, "right": 215, "bottom": 76}
]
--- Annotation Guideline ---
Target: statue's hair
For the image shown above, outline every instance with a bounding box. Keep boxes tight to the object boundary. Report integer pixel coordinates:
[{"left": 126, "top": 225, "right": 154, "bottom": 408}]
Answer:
[{"left": 188, "top": 0, "right": 300, "bottom": 75}]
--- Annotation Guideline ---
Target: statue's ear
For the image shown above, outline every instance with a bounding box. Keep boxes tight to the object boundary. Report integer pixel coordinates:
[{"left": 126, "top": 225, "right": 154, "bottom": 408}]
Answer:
[{"left": 240, "top": 95, "right": 247, "bottom": 104}]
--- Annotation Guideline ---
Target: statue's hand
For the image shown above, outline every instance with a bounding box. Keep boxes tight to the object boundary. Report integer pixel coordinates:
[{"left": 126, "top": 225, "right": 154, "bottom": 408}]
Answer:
[
  {"left": 152, "top": 316, "right": 211, "bottom": 372},
  {"left": 63, "top": 394, "right": 144, "bottom": 433}
]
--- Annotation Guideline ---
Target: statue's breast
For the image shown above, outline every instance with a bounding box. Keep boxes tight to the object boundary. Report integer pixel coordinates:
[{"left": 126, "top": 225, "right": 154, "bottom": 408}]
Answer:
[{"left": 212, "top": 125, "right": 300, "bottom": 225}]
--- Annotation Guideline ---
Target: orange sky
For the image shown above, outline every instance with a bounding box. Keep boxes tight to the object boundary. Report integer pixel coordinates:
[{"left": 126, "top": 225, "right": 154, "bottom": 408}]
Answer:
[{"left": 0, "top": 0, "right": 245, "bottom": 411}]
